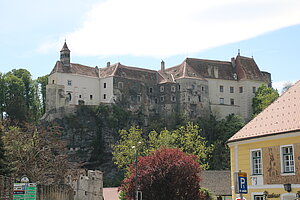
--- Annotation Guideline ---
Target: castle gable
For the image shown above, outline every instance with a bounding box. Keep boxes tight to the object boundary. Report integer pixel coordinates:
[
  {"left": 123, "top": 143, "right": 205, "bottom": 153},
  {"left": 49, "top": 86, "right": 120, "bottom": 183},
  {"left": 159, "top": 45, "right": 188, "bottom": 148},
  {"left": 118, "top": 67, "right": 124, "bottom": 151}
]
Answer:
[
  {"left": 235, "top": 56, "right": 265, "bottom": 81},
  {"left": 50, "top": 61, "right": 99, "bottom": 78}
]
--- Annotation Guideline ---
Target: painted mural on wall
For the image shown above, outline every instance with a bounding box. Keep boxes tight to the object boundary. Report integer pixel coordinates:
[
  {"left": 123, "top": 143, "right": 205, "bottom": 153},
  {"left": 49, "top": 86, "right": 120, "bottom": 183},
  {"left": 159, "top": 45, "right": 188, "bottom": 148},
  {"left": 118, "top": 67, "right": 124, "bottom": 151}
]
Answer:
[{"left": 263, "top": 144, "right": 300, "bottom": 185}]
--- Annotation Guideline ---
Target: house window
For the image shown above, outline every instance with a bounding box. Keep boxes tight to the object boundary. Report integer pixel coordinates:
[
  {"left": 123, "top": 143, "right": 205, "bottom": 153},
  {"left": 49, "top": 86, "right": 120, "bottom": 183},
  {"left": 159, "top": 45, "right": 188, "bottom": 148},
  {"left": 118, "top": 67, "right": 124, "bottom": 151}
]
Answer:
[
  {"left": 219, "top": 98, "right": 224, "bottom": 104},
  {"left": 160, "top": 86, "right": 164, "bottom": 92},
  {"left": 104, "top": 82, "right": 107, "bottom": 88},
  {"left": 149, "top": 87, "right": 153, "bottom": 93},
  {"left": 230, "top": 86, "right": 234, "bottom": 93},
  {"left": 171, "top": 85, "right": 176, "bottom": 92},
  {"left": 90, "top": 95, "right": 93, "bottom": 100},
  {"left": 67, "top": 93, "right": 72, "bottom": 101},
  {"left": 103, "top": 94, "right": 106, "bottom": 99},
  {"left": 160, "top": 96, "right": 164, "bottom": 102},
  {"left": 253, "top": 86, "right": 256, "bottom": 93},
  {"left": 67, "top": 80, "right": 72, "bottom": 86},
  {"left": 118, "top": 82, "right": 123, "bottom": 89},
  {"left": 230, "top": 98, "right": 234, "bottom": 105},
  {"left": 137, "top": 95, "right": 141, "bottom": 102},
  {"left": 239, "top": 87, "right": 243, "bottom": 93},
  {"left": 219, "top": 85, "right": 224, "bottom": 92},
  {"left": 254, "top": 195, "right": 264, "bottom": 200},
  {"left": 281, "top": 145, "right": 294, "bottom": 173},
  {"left": 251, "top": 150, "right": 262, "bottom": 175}
]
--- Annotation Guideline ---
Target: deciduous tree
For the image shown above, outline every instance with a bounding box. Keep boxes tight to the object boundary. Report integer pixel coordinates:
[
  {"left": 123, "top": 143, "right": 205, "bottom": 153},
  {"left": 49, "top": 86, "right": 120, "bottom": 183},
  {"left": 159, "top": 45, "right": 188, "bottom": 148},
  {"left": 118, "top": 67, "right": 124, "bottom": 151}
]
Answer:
[
  {"left": 2, "top": 123, "right": 68, "bottom": 183},
  {"left": 120, "top": 148, "right": 202, "bottom": 200},
  {"left": 252, "top": 84, "right": 279, "bottom": 116}
]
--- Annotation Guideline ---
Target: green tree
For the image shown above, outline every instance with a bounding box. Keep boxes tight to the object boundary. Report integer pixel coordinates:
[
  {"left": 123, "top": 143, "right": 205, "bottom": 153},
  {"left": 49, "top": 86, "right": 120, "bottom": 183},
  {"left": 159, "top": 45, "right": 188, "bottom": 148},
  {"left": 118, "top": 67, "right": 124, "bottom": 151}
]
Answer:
[
  {"left": 113, "top": 123, "right": 212, "bottom": 170},
  {"left": 3, "top": 69, "right": 41, "bottom": 122},
  {"left": 0, "top": 73, "right": 6, "bottom": 120},
  {"left": 197, "top": 114, "right": 244, "bottom": 169},
  {"left": 112, "top": 126, "right": 147, "bottom": 169},
  {"left": 37, "top": 75, "right": 48, "bottom": 115},
  {"left": 252, "top": 84, "right": 279, "bottom": 116}
]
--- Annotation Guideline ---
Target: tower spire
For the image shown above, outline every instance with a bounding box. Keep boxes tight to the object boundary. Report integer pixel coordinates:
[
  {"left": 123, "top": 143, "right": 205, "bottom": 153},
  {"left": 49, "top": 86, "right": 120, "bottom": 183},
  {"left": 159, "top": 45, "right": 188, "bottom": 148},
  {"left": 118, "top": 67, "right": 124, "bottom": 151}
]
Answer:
[{"left": 60, "top": 41, "right": 71, "bottom": 67}]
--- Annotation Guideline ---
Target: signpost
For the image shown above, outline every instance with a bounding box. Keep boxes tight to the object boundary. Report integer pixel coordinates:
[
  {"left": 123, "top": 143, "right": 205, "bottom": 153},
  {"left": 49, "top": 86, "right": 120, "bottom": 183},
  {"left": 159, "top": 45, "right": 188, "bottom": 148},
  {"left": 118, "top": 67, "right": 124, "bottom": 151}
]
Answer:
[
  {"left": 234, "top": 171, "right": 248, "bottom": 200},
  {"left": 13, "top": 183, "right": 37, "bottom": 200}
]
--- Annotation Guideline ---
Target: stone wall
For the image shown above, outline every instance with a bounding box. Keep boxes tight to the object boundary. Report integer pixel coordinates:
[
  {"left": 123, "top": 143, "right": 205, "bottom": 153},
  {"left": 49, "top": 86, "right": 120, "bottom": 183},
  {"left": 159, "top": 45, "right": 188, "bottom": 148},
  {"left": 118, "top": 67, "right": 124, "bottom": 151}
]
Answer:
[{"left": 37, "top": 184, "right": 74, "bottom": 200}]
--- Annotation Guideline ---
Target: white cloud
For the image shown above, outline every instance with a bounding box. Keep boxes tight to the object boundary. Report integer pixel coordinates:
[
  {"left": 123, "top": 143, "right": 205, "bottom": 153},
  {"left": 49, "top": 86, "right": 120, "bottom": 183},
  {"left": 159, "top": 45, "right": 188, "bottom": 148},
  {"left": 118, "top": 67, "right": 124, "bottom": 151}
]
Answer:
[{"left": 41, "top": 0, "right": 300, "bottom": 57}]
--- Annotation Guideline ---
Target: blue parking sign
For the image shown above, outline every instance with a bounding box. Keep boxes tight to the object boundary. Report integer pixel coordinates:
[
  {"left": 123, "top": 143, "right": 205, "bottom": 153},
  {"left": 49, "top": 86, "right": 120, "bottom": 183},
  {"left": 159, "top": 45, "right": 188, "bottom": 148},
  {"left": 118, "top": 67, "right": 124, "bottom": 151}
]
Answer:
[{"left": 238, "top": 172, "right": 248, "bottom": 194}]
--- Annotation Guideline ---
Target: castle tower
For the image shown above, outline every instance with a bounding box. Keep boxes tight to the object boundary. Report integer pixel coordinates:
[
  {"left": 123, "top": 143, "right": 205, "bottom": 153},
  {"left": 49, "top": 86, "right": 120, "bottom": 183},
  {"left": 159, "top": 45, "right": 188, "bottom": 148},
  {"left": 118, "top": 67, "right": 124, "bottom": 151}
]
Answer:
[{"left": 60, "top": 41, "right": 71, "bottom": 67}]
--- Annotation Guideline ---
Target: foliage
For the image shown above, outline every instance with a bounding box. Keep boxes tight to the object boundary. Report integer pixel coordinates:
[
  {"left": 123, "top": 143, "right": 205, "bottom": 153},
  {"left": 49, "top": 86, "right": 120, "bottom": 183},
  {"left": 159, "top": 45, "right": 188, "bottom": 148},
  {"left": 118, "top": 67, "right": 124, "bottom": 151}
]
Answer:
[
  {"left": 197, "top": 114, "right": 244, "bottom": 169},
  {"left": 281, "top": 81, "right": 293, "bottom": 94},
  {"left": 36, "top": 75, "right": 48, "bottom": 114},
  {"left": 1, "top": 122, "right": 69, "bottom": 184},
  {"left": 112, "top": 126, "right": 146, "bottom": 169},
  {"left": 120, "top": 148, "right": 202, "bottom": 200},
  {"left": 0, "top": 124, "right": 11, "bottom": 175},
  {"left": 113, "top": 122, "right": 212, "bottom": 170},
  {"left": 2, "top": 69, "right": 42, "bottom": 123},
  {"left": 252, "top": 84, "right": 279, "bottom": 116},
  {"left": 199, "top": 187, "right": 214, "bottom": 200}
]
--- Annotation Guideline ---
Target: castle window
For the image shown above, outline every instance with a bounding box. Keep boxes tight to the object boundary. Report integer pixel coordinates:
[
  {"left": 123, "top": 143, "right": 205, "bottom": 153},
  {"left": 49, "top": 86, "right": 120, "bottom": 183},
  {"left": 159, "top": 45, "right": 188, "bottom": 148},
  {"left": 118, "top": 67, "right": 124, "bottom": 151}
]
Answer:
[
  {"left": 281, "top": 145, "right": 294, "bottom": 173},
  {"left": 253, "top": 86, "right": 256, "bottom": 93},
  {"left": 104, "top": 82, "right": 107, "bottom": 88},
  {"left": 201, "top": 86, "right": 205, "bottom": 92},
  {"left": 219, "top": 85, "right": 224, "bottom": 92},
  {"left": 230, "top": 86, "right": 234, "bottom": 93},
  {"left": 239, "top": 87, "right": 243, "bottom": 93},
  {"left": 103, "top": 94, "right": 106, "bottom": 99},
  {"left": 67, "top": 93, "right": 72, "bottom": 101},
  {"left": 79, "top": 95, "right": 82, "bottom": 98},
  {"left": 171, "top": 95, "right": 176, "bottom": 102},
  {"left": 137, "top": 95, "right": 141, "bottom": 102},
  {"left": 90, "top": 95, "right": 93, "bottom": 100},
  {"left": 118, "top": 82, "right": 123, "bottom": 89},
  {"left": 67, "top": 80, "right": 72, "bottom": 86},
  {"left": 178, "top": 85, "right": 181, "bottom": 91},
  {"left": 155, "top": 98, "right": 158, "bottom": 104},
  {"left": 160, "top": 96, "right": 164, "bottom": 102},
  {"left": 149, "top": 87, "right": 153, "bottom": 93},
  {"left": 198, "top": 95, "right": 201, "bottom": 102},
  {"left": 230, "top": 98, "right": 234, "bottom": 105},
  {"left": 219, "top": 98, "right": 224, "bottom": 104},
  {"left": 171, "top": 85, "right": 176, "bottom": 92},
  {"left": 160, "top": 86, "right": 164, "bottom": 92},
  {"left": 52, "top": 80, "right": 55, "bottom": 84}
]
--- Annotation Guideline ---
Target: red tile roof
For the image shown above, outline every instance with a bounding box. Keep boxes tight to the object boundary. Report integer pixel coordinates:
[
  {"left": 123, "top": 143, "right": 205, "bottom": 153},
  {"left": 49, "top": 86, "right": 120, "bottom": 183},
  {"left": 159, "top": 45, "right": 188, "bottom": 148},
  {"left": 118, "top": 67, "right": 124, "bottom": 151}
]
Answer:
[
  {"left": 228, "top": 80, "right": 300, "bottom": 143},
  {"left": 50, "top": 61, "right": 99, "bottom": 77}
]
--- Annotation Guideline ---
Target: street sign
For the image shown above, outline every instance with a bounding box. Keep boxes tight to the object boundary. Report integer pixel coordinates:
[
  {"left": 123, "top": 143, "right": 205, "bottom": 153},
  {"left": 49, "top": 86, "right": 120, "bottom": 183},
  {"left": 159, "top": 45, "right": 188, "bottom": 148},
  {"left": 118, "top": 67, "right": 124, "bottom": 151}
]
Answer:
[
  {"left": 237, "top": 172, "right": 248, "bottom": 194},
  {"left": 13, "top": 183, "right": 37, "bottom": 200}
]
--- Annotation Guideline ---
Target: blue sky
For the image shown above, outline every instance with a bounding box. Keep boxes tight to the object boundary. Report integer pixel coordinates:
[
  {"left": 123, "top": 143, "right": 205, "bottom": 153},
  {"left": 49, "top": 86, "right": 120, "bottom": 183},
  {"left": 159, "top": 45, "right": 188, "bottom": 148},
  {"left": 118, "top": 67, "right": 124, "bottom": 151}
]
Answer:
[{"left": 1, "top": 0, "right": 300, "bottom": 92}]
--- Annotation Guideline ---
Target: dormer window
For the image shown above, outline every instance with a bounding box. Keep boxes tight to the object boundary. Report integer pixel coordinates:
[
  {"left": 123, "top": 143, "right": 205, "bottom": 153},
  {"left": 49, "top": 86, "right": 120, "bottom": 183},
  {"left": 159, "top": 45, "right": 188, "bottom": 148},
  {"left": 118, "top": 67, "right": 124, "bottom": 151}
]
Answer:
[{"left": 160, "top": 86, "right": 164, "bottom": 92}]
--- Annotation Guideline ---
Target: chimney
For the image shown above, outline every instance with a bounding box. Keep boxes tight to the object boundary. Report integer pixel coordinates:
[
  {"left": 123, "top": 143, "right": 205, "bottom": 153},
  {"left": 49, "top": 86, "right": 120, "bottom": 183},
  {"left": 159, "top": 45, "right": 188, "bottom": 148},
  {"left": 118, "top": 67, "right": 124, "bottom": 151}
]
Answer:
[
  {"left": 107, "top": 62, "right": 111, "bottom": 67},
  {"left": 161, "top": 60, "right": 165, "bottom": 71},
  {"left": 231, "top": 57, "right": 236, "bottom": 68},
  {"left": 238, "top": 49, "right": 240, "bottom": 56}
]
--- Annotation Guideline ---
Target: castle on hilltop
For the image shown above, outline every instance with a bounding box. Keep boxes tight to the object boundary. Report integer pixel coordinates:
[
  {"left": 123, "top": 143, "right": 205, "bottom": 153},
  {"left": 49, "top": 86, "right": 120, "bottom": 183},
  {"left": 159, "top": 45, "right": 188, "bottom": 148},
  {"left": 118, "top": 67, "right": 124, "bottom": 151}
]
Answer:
[{"left": 45, "top": 42, "right": 271, "bottom": 121}]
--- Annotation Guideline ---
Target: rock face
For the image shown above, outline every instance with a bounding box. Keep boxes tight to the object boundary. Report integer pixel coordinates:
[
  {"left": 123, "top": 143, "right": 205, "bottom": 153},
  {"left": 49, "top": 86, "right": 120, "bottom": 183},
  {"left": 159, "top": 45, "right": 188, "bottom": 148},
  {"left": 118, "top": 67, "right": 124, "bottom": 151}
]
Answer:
[{"left": 42, "top": 105, "right": 121, "bottom": 185}]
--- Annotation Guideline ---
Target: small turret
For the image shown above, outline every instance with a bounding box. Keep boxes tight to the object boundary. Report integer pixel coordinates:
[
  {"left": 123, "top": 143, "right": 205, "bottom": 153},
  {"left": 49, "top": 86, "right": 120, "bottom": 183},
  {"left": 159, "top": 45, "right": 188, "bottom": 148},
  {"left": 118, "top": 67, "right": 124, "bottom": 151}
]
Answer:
[
  {"left": 161, "top": 60, "right": 165, "bottom": 72},
  {"left": 60, "top": 41, "right": 71, "bottom": 68}
]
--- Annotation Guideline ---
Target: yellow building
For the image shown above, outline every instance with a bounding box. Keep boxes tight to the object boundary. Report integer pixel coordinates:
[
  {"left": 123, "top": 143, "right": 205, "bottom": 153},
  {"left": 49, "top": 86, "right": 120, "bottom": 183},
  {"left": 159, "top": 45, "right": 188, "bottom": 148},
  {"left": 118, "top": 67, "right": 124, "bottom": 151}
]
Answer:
[{"left": 227, "top": 81, "right": 300, "bottom": 200}]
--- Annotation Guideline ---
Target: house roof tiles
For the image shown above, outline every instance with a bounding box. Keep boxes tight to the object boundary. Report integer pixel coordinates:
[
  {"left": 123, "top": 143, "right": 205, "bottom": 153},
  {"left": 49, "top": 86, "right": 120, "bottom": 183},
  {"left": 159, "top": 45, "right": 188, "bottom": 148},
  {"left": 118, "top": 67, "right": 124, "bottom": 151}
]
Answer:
[{"left": 228, "top": 80, "right": 300, "bottom": 143}]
